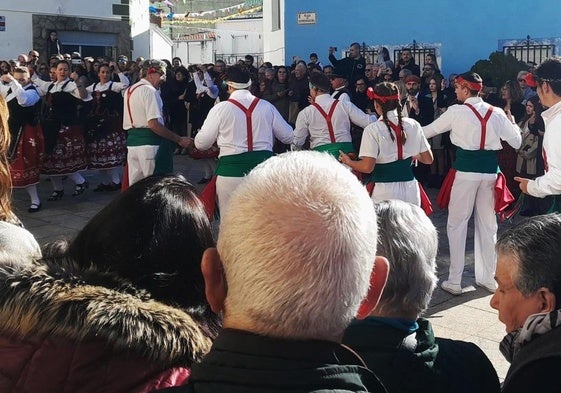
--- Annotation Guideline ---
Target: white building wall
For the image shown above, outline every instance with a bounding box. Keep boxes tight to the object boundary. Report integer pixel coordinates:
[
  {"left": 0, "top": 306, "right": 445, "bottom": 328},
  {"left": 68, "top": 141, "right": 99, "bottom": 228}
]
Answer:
[
  {"left": 150, "top": 26, "right": 173, "bottom": 61},
  {"left": 262, "top": 0, "right": 285, "bottom": 65},
  {"left": 173, "top": 41, "right": 216, "bottom": 65},
  {"left": 0, "top": 11, "right": 33, "bottom": 59},
  {"left": 215, "top": 18, "right": 263, "bottom": 64},
  {"left": 0, "top": 1, "right": 116, "bottom": 18},
  {"left": 130, "top": 0, "right": 151, "bottom": 60}
]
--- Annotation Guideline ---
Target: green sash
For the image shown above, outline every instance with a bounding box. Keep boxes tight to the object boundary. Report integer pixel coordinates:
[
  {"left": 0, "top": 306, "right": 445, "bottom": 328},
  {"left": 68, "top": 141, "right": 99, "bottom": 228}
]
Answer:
[
  {"left": 454, "top": 147, "right": 499, "bottom": 174},
  {"left": 126, "top": 128, "right": 161, "bottom": 146},
  {"left": 314, "top": 142, "right": 354, "bottom": 158},
  {"left": 370, "top": 158, "right": 414, "bottom": 183},
  {"left": 216, "top": 150, "right": 274, "bottom": 177},
  {"left": 126, "top": 128, "right": 173, "bottom": 174}
]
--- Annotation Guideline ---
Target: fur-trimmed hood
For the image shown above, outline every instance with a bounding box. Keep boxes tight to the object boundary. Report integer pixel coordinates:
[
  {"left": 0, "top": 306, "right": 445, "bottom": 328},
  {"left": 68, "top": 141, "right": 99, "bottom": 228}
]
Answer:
[{"left": 0, "top": 260, "right": 214, "bottom": 367}]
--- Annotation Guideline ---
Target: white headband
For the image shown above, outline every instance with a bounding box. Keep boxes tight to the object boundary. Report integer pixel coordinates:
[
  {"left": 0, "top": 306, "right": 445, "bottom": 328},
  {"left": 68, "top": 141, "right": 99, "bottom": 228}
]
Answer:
[{"left": 226, "top": 80, "right": 252, "bottom": 89}]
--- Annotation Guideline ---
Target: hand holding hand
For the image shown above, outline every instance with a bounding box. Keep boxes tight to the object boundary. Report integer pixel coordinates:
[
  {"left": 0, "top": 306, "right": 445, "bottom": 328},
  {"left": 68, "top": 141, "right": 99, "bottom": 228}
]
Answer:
[{"left": 178, "top": 136, "right": 193, "bottom": 148}]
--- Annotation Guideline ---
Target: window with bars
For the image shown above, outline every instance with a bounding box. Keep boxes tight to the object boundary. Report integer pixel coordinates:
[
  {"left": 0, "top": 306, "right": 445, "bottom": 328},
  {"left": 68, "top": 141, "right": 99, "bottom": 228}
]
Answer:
[{"left": 394, "top": 47, "right": 436, "bottom": 70}]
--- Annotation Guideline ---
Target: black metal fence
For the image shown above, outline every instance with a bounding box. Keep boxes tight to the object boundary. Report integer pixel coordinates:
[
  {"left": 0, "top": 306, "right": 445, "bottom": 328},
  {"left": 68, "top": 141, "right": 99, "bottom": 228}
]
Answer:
[{"left": 503, "top": 44, "right": 554, "bottom": 66}]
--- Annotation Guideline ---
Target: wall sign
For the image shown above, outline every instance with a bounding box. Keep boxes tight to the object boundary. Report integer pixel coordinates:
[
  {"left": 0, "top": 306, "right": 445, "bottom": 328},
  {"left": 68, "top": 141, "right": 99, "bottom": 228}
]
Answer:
[
  {"left": 0, "top": 17, "right": 5, "bottom": 31},
  {"left": 297, "top": 12, "right": 316, "bottom": 25}
]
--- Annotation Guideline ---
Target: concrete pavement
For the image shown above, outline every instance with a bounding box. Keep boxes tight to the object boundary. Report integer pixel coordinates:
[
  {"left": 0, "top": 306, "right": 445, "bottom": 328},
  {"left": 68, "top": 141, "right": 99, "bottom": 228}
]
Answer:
[{"left": 12, "top": 154, "right": 518, "bottom": 381}]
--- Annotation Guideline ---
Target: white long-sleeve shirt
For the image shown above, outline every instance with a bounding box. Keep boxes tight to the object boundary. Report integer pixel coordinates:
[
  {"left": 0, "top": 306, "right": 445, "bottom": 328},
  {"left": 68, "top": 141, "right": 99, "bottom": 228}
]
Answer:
[
  {"left": 527, "top": 100, "right": 561, "bottom": 197},
  {"left": 423, "top": 97, "right": 521, "bottom": 151},
  {"left": 193, "top": 71, "right": 218, "bottom": 99},
  {"left": 0, "top": 80, "right": 40, "bottom": 107},
  {"left": 31, "top": 74, "right": 92, "bottom": 101},
  {"left": 292, "top": 93, "right": 375, "bottom": 149},
  {"left": 86, "top": 73, "right": 129, "bottom": 94},
  {"left": 195, "top": 89, "right": 293, "bottom": 157}
]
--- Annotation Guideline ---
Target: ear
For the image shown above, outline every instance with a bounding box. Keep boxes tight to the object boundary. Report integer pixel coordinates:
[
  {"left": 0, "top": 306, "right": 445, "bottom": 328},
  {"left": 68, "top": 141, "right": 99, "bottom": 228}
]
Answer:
[
  {"left": 537, "top": 287, "right": 557, "bottom": 313},
  {"left": 201, "top": 248, "right": 227, "bottom": 314},
  {"left": 356, "top": 256, "right": 389, "bottom": 319}
]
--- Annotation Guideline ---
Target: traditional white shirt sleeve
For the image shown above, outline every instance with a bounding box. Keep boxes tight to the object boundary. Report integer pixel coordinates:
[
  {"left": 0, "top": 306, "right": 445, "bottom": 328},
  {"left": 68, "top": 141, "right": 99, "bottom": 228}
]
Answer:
[
  {"left": 271, "top": 105, "right": 294, "bottom": 144},
  {"left": 341, "top": 101, "right": 376, "bottom": 128},
  {"left": 14, "top": 83, "right": 41, "bottom": 107},
  {"left": 292, "top": 107, "right": 311, "bottom": 149}
]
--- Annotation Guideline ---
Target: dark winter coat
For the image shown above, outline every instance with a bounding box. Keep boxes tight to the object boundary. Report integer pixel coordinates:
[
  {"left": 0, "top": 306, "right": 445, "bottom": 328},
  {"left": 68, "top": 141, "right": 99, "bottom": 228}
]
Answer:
[{"left": 0, "top": 260, "right": 215, "bottom": 393}]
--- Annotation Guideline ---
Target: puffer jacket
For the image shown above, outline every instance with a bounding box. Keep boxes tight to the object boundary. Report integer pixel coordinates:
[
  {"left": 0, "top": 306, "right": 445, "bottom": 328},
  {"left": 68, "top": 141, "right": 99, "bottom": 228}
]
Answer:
[{"left": 0, "top": 260, "right": 217, "bottom": 393}]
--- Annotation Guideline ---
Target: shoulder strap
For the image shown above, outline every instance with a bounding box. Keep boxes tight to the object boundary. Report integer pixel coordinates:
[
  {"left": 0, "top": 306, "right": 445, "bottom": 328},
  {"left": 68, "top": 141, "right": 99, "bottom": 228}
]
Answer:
[
  {"left": 312, "top": 100, "right": 339, "bottom": 143},
  {"left": 125, "top": 83, "right": 144, "bottom": 128},
  {"left": 47, "top": 82, "right": 55, "bottom": 93},
  {"left": 228, "top": 97, "right": 260, "bottom": 152},
  {"left": 464, "top": 103, "right": 494, "bottom": 150},
  {"left": 61, "top": 79, "right": 72, "bottom": 91},
  {"left": 388, "top": 121, "right": 405, "bottom": 160},
  {"left": 92, "top": 82, "right": 98, "bottom": 92},
  {"left": 333, "top": 88, "right": 349, "bottom": 100}
]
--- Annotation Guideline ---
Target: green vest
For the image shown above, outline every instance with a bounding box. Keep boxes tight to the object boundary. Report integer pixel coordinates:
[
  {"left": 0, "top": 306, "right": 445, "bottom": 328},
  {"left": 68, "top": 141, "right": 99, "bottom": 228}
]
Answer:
[
  {"left": 454, "top": 147, "right": 499, "bottom": 174},
  {"left": 216, "top": 150, "right": 274, "bottom": 177}
]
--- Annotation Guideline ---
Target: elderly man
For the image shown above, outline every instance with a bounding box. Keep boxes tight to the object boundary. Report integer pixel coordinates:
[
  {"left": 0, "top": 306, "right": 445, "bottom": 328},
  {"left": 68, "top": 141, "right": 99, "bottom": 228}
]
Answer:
[
  {"left": 424, "top": 71, "right": 521, "bottom": 295},
  {"left": 123, "top": 59, "right": 191, "bottom": 186},
  {"left": 344, "top": 200, "right": 500, "bottom": 393},
  {"left": 515, "top": 57, "right": 561, "bottom": 205},
  {"left": 492, "top": 214, "right": 561, "bottom": 393},
  {"left": 195, "top": 65, "right": 293, "bottom": 214},
  {"left": 163, "top": 151, "right": 389, "bottom": 392}
]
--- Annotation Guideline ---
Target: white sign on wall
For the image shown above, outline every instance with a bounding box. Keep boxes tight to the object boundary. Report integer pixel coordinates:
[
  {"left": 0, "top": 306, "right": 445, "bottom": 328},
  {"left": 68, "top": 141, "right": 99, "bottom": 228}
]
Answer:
[
  {"left": 297, "top": 12, "right": 316, "bottom": 25},
  {"left": 0, "top": 16, "right": 5, "bottom": 32}
]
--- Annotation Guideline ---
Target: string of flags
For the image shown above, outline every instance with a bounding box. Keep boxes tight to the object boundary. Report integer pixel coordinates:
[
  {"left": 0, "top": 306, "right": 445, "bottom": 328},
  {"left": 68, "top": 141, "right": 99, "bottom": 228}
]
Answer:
[{"left": 149, "top": 1, "right": 262, "bottom": 22}]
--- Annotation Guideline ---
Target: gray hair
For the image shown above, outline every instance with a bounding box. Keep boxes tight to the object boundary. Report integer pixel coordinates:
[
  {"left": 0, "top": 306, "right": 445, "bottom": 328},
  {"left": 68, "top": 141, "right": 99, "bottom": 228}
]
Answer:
[
  {"left": 217, "top": 151, "right": 378, "bottom": 341},
  {"left": 496, "top": 214, "right": 561, "bottom": 300},
  {"left": 374, "top": 200, "right": 438, "bottom": 317}
]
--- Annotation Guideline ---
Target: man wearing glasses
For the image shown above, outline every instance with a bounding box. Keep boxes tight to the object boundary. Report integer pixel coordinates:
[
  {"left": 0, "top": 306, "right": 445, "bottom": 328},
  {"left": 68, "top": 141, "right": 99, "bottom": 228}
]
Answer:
[
  {"left": 123, "top": 59, "right": 192, "bottom": 186},
  {"left": 516, "top": 58, "right": 561, "bottom": 206}
]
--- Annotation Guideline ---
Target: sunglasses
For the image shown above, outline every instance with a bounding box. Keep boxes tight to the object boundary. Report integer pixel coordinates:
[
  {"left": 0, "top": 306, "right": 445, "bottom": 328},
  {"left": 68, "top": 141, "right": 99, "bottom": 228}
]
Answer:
[{"left": 518, "top": 79, "right": 526, "bottom": 82}]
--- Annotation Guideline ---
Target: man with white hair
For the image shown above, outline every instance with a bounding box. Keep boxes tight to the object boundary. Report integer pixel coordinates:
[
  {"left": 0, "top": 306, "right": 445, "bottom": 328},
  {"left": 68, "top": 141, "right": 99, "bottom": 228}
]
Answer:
[
  {"left": 195, "top": 65, "right": 293, "bottom": 214},
  {"left": 165, "top": 151, "right": 389, "bottom": 392},
  {"left": 343, "top": 200, "right": 500, "bottom": 393}
]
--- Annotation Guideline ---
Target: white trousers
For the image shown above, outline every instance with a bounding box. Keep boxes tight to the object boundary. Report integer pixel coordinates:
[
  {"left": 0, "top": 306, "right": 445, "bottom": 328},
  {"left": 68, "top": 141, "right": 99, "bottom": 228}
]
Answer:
[
  {"left": 127, "top": 145, "right": 159, "bottom": 186},
  {"left": 447, "top": 172, "right": 498, "bottom": 286},
  {"left": 216, "top": 175, "right": 244, "bottom": 216},
  {"left": 371, "top": 179, "right": 421, "bottom": 206}
]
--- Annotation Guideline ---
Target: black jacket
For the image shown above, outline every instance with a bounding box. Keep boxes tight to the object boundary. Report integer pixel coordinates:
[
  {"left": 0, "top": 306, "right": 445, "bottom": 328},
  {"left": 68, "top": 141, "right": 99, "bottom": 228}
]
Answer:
[
  {"left": 502, "top": 324, "right": 561, "bottom": 393},
  {"left": 343, "top": 317, "right": 500, "bottom": 393},
  {"left": 328, "top": 53, "right": 366, "bottom": 87},
  {"left": 162, "top": 328, "right": 388, "bottom": 393}
]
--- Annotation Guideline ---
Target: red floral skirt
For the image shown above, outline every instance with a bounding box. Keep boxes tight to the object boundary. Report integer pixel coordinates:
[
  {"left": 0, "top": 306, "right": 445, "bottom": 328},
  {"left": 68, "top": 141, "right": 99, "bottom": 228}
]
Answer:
[
  {"left": 41, "top": 125, "right": 88, "bottom": 175},
  {"left": 10, "top": 124, "right": 45, "bottom": 187}
]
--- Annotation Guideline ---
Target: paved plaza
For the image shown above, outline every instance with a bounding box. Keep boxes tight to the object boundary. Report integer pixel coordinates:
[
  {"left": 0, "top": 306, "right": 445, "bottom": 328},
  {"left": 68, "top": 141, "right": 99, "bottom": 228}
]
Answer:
[{"left": 12, "top": 154, "right": 519, "bottom": 381}]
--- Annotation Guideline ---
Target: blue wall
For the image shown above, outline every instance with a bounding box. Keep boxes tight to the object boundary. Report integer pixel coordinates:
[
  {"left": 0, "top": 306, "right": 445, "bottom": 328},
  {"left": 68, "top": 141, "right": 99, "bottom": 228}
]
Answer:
[{"left": 284, "top": 0, "right": 560, "bottom": 77}]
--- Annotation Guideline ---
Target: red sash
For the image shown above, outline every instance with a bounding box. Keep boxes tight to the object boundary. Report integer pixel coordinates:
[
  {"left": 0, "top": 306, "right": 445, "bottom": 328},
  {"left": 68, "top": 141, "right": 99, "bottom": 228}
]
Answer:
[{"left": 312, "top": 100, "right": 339, "bottom": 143}]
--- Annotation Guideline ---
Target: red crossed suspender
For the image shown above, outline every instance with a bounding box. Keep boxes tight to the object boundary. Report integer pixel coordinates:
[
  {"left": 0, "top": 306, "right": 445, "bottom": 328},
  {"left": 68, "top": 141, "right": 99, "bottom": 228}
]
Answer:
[
  {"left": 387, "top": 121, "right": 405, "bottom": 159},
  {"left": 228, "top": 97, "right": 260, "bottom": 151},
  {"left": 125, "top": 83, "right": 144, "bottom": 128},
  {"left": 312, "top": 101, "right": 339, "bottom": 143},
  {"left": 464, "top": 103, "right": 494, "bottom": 150}
]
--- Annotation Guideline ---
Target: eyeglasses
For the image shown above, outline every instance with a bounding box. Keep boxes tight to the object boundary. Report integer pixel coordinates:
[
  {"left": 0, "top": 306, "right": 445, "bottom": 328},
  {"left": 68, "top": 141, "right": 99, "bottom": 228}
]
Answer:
[
  {"left": 423, "top": 67, "right": 433, "bottom": 71},
  {"left": 356, "top": 83, "right": 365, "bottom": 86},
  {"left": 365, "top": 69, "right": 373, "bottom": 72},
  {"left": 518, "top": 79, "right": 526, "bottom": 82}
]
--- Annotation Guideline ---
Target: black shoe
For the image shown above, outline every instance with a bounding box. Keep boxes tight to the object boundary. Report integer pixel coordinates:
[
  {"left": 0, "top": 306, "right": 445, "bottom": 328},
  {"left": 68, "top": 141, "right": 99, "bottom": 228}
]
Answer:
[
  {"left": 72, "top": 181, "right": 89, "bottom": 196},
  {"left": 28, "top": 202, "right": 42, "bottom": 213},
  {"left": 106, "top": 182, "right": 121, "bottom": 191},
  {"left": 93, "top": 183, "right": 109, "bottom": 192},
  {"left": 47, "top": 190, "right": 64, "bottom": 201}
]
